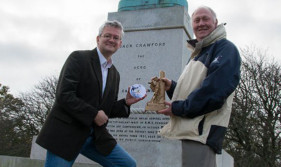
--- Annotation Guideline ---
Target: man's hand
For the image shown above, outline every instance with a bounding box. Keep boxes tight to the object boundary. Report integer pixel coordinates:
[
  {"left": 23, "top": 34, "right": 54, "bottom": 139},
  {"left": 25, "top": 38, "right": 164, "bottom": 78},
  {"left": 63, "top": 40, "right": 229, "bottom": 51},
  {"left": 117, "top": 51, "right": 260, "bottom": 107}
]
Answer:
[
  {"left": 161, "top": 78, "right": 172, "bottom": 91},
  {"left": 157, "top": 101, "right": 174, "bottom": 116},
  {"left": 94, "top": 110, "right": 108, "bottom": 126},
  {"left": 125, "top": 87, "right": 147, "bottom": 106}
]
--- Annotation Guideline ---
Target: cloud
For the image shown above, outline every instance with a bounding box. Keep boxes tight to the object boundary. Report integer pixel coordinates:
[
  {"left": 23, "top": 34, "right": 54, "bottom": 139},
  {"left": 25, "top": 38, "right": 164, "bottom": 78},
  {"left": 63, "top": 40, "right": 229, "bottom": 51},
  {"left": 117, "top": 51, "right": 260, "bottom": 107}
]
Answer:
[{"left": 0, "top": 0, "right": 280, "bottom": 94}]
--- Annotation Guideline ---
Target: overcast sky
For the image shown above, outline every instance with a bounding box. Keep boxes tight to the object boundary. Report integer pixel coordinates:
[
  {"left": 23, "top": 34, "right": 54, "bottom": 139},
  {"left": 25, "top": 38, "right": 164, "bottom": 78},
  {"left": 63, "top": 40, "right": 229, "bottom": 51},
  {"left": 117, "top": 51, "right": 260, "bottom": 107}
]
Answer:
[{"left": 1, "top": 0, "right": 280, "bottom": 95}]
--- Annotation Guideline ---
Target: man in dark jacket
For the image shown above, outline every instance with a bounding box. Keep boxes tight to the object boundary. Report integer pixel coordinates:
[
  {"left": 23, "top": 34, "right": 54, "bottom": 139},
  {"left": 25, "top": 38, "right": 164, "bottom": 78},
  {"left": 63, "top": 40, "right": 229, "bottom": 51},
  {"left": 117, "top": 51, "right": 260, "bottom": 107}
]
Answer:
[
  {"left": 158, "top": 6, "right": 241, "bottom": 167},
  {"left": 36, "top": 20, "right": 146, "bottom": 167}
]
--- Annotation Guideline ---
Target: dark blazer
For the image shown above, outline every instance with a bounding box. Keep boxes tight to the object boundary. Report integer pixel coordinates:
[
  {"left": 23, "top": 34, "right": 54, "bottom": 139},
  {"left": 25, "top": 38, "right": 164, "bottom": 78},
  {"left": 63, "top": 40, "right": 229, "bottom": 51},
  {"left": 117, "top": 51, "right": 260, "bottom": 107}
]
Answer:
[{"left": 36, "top": 48, "right": 130, "bottom": 161}]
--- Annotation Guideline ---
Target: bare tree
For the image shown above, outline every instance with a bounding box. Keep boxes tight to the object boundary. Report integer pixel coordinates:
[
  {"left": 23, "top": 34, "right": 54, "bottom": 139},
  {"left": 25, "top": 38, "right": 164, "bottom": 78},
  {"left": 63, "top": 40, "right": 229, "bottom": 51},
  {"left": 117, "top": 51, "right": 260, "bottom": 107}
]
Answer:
[
  {"left": 19, "top": 75, "right": 57, "bottom": 134},
  {"left": 224, "top": 47, "right": 281, "bottom": 167},
  {"left": 0, "top": 75, "right": 58, "bottom": 157}
]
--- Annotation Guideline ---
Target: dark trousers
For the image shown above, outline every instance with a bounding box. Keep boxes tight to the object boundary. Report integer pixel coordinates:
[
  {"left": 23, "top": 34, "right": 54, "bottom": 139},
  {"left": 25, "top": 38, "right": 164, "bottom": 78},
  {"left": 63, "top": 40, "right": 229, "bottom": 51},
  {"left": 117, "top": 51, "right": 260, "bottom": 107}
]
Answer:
[{"left": 182, "top": 140, "right": 216, "bottom": 167}]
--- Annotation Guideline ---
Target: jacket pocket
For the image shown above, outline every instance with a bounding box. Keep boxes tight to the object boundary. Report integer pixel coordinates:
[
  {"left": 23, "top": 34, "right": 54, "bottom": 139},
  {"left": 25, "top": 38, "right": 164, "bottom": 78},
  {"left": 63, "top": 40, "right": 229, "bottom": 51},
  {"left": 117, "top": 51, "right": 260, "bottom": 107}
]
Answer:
[
  {"left": 198, "top": 116, "right": 205, "bottom": 135},
  {"left": 53, "top": 112, "right": 73, "bottom": 124},
  {"left": 161, "top": 115, "right": 205, "bottom": 138}
]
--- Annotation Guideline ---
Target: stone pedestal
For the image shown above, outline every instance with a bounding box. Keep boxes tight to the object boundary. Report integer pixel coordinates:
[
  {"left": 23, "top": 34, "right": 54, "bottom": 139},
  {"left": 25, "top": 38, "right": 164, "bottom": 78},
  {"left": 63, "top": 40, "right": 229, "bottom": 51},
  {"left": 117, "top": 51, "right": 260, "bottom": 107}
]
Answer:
[
  {"left": 107, "top": 7, "right": 191, "bottom": 166},
  {"left": 108, "top": 6, "right": 193, "bottom": 109}
]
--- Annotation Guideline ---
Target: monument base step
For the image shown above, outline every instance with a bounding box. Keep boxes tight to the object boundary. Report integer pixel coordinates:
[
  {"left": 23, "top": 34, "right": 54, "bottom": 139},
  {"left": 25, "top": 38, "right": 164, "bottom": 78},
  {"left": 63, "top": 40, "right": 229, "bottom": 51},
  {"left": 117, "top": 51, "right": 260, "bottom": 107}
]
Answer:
[{"left": 0, "top": 155, "right": 102, "bottom": 167}]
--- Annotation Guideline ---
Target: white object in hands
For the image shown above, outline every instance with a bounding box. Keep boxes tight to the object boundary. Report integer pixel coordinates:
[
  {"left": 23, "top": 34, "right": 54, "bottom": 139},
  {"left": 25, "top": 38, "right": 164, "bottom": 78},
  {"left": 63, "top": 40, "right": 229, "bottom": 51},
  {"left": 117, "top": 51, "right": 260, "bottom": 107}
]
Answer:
[{"left": 130, "top": 84, "right": 146, "bottom": 98}]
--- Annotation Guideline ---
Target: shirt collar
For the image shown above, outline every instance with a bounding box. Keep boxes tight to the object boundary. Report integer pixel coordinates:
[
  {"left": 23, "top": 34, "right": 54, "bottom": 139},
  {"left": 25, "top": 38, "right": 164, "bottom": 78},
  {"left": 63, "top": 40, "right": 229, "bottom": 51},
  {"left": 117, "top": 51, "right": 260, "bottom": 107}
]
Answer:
[{"left": 97, "top": 47, "right": 113, "bottom": 68}]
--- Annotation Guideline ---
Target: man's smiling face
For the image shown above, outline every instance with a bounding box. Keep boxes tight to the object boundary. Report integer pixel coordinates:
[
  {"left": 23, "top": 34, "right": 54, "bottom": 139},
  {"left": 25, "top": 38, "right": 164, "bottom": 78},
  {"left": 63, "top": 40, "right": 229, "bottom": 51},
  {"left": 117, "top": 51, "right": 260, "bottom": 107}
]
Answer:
[
  {"left": 96, "top": 26, "right": 122, "bottom": 59},
  {"left": 192, "top": 7, "right": 218, "bottom": 41}
]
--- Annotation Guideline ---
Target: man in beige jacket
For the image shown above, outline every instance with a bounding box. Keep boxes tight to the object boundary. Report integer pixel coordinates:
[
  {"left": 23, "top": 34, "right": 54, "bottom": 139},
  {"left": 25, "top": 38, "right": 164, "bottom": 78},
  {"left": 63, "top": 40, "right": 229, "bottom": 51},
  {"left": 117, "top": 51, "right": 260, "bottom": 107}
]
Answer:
[{"left": 157, "top": 6, "right": 241, "bottom": 167}]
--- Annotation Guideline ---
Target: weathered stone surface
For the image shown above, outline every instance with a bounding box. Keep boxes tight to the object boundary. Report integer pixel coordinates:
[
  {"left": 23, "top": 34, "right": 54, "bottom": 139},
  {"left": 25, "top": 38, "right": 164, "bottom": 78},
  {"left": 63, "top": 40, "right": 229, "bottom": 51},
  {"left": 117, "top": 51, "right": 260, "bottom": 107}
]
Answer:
[{"left": 0, "top": 155, "right": 101, "bottom": 167}]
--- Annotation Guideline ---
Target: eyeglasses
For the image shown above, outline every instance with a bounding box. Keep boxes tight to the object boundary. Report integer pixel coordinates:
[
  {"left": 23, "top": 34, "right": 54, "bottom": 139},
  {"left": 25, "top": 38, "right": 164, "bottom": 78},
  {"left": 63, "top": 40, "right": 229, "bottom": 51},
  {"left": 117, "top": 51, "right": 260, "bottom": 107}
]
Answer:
[{"left": 100, "top": 34, "right": 121, "bottom": 41}]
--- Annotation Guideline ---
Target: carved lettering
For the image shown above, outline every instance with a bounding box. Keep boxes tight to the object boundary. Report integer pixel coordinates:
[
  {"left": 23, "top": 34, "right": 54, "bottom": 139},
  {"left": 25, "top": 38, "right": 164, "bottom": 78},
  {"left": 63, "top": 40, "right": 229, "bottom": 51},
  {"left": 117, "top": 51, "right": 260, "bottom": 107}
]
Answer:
[
  {"left": 120, "top": 42, "right": 166, "bottom": 49},
  {"left": 121, "top": 44, "right": 133, "bottom": 48},
  {"left": 108, "top": 114, "right": 169, "bottom": 142},
  {"left": 136, "top": 42, "right": 165, "bottom": 47},
  {"left": 134, "top": 66, "right": 146, "bottom": 70}
]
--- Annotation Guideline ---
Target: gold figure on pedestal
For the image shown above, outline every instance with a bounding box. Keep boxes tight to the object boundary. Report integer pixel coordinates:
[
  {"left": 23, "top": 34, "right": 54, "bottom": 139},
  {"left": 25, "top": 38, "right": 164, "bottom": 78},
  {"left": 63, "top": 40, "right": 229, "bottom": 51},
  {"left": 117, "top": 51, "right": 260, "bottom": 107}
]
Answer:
[{"left": 145, "top": 71, "right": 166, "bottom": 111}]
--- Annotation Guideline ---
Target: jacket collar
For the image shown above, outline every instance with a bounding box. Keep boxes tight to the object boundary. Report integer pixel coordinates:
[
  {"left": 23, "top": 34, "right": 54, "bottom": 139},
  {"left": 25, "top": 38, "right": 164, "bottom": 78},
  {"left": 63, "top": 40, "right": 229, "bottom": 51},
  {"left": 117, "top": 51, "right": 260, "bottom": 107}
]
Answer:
[
  {"left": 91, "top": 48, "right": 115, "bottom": 101},
  {"left": 97, "top": 47, "right": 113, "bottom": 69},
  {"left": 91, "top": 48, "right": 103, "bottom": 99},
  {"left": 187, "top": 23, "right": 227, "bottom": 59}
]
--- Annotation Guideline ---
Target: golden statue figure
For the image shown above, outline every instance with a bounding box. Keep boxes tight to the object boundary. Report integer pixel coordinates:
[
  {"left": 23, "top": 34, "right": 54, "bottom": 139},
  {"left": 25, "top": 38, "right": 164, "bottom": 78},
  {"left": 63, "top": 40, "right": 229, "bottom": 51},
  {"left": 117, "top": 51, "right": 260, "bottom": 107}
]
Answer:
[{"left": 145, "top": 71, "right": 166, "bottom": 111}]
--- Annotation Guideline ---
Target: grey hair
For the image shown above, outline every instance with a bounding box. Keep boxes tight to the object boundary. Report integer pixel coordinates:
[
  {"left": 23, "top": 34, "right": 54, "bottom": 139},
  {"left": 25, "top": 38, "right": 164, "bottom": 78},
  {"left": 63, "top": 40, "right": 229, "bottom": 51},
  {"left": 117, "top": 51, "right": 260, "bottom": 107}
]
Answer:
[
  {"left": 192, "top": 6, "right": 217, "bottom": 22},
  {"left": 98, "top": 20, "right": 124, "bottom": 38}
]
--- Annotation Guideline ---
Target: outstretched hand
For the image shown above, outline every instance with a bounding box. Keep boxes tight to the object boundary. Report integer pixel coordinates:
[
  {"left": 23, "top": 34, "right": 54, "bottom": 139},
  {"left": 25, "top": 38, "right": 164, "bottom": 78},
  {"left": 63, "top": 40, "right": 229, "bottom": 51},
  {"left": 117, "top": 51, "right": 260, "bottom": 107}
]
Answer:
[{"left": 125, "top": 87, "right": 147, "bottom": 106}]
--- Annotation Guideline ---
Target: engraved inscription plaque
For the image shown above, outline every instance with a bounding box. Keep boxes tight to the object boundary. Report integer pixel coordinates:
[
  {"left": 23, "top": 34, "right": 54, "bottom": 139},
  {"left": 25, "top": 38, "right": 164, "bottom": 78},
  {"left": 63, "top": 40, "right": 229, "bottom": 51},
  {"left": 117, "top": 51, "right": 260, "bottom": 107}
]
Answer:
[{"left": 107, "top": 114, "right": 170, "bottom": 142}]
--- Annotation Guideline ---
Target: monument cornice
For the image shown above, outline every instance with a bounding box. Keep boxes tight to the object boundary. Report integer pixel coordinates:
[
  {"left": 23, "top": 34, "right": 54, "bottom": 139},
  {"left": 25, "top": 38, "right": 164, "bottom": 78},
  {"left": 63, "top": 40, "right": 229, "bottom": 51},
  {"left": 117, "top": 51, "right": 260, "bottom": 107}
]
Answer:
[
  {"left": 123, "top": 25, "right": 192, "bottom": 40},
  {"left": 108, "top": 6, "right": 193, "bottom": 40}
]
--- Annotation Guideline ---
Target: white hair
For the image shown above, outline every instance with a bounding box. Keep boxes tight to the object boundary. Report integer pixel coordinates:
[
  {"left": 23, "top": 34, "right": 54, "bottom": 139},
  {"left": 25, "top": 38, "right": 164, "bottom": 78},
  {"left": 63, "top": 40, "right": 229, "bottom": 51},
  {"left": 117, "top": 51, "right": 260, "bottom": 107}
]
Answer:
[
  {"left": 192, "top": 6, "right": 217, "bottom": 22},
  {"left": 98, "top": 20, "right": 124, "bottom": 38}
]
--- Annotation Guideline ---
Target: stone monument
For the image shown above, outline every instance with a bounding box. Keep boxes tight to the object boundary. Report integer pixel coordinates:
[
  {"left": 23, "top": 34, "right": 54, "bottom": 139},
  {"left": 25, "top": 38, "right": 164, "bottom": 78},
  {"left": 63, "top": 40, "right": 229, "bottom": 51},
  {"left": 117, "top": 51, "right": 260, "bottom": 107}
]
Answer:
[
  {"left": 110, "top": 1, "right": 192, "bottom": 109},
  {"left": 108, "top": 0, "right": 190, "bottom": 167}
]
